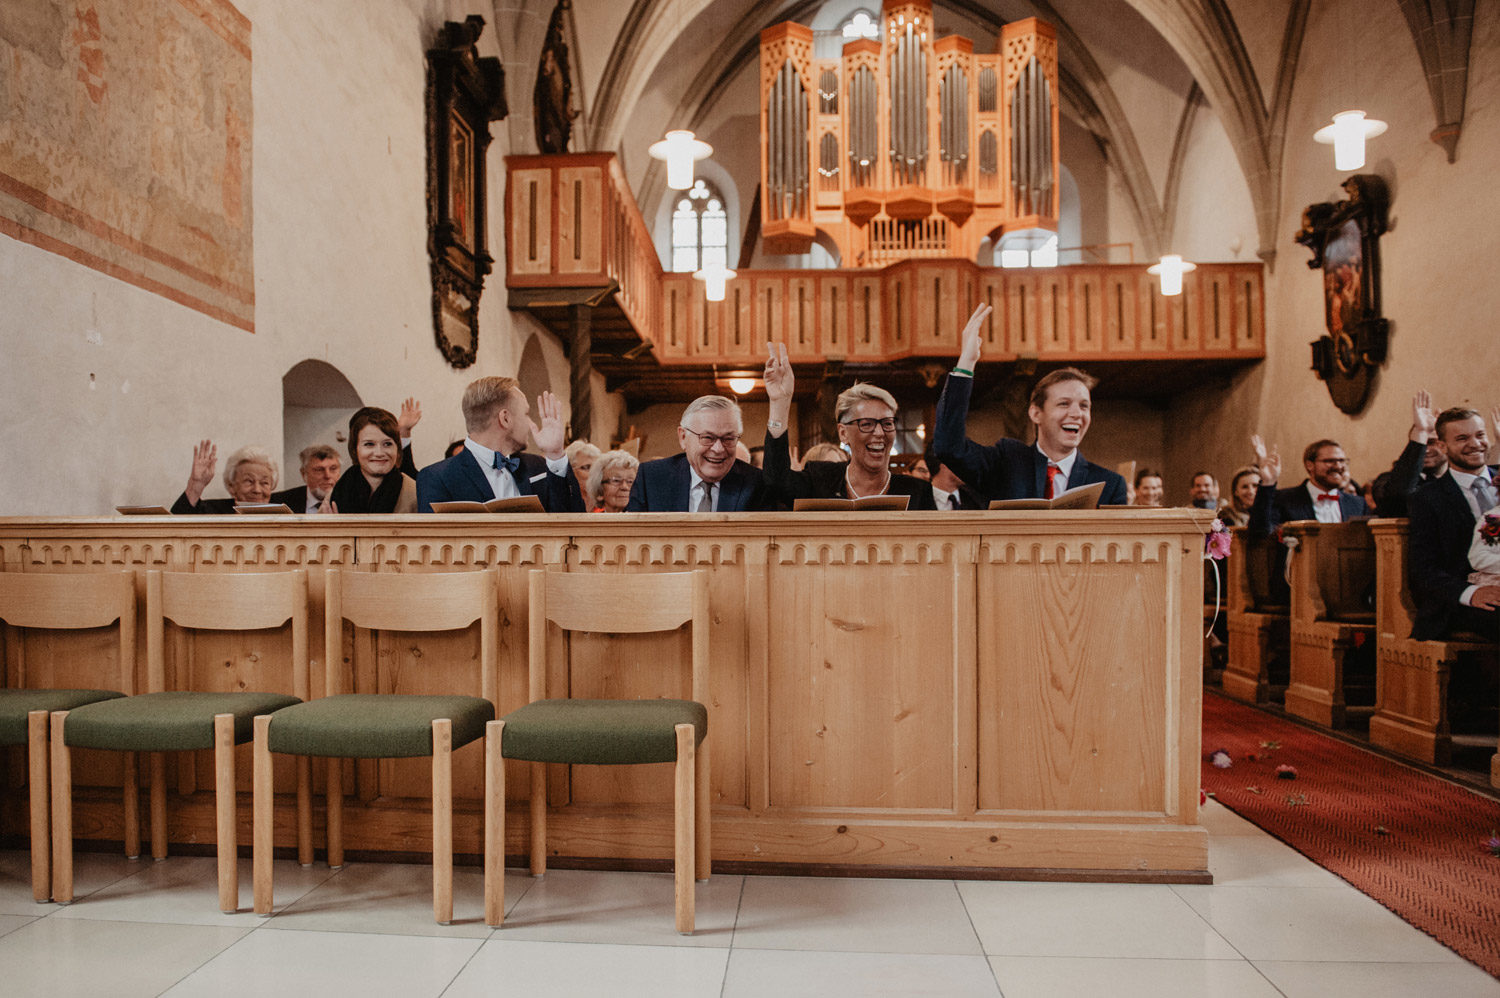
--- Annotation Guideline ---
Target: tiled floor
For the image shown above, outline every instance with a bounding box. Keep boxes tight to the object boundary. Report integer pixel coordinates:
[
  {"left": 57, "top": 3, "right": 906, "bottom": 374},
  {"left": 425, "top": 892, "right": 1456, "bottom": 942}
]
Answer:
[{"left": 1, "top": 802, "right": 1496, "bottom": 997}]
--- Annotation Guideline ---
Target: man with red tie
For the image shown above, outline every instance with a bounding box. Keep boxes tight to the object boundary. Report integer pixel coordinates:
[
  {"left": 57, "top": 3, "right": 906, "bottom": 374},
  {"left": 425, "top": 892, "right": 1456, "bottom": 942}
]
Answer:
[
  {"left": 1246, "top": 437, "right": 1372, "bottom": 540},
  {"left": 933, "top": 303, "right": 1128, "bottom": 506}
]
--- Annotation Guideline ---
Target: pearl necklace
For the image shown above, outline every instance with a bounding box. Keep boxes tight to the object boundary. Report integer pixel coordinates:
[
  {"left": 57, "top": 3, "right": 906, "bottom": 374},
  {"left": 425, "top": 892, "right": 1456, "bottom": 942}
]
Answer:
[{"left": 845, "top": 467, "right": 891, "bottom": 499}]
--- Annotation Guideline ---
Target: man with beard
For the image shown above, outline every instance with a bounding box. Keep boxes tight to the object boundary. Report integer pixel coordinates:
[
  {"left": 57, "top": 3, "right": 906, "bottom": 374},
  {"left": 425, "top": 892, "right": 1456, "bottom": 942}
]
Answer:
[
  {"left": 1246, "top": 437, "right": 1371, "bottom": 538},
  {"left": 272, "top": 444, "right": 341, "bottom": 514},
  {"left": 933, "top": 303, "right": 1127, "bottom": 505},
  {"left": 1407, "top": 407, "right": 1500, "bottom": 641}
]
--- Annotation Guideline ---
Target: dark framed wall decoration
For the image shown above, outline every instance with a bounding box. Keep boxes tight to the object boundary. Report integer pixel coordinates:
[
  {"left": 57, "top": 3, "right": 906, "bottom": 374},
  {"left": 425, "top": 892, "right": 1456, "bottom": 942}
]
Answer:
[
  {"left": 427, "top": 16, "right": 507, "bottom": 368},
  {"left": 1294, "top": 174, "right": 1390, "bottom": 414}
]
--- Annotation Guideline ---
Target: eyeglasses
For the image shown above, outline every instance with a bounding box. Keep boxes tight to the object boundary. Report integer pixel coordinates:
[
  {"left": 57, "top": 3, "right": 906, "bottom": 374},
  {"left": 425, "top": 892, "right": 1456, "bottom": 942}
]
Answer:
[
  {"left": 1315, "top": 458, "right": 1349, "bottom": 466},
  {"left": 840, "top": 417, "right": 897, "bottom": 434},
  {"left": 601, "top": 477, "right": 635, "bottom": 488},
  {"left": 681, "top": 427, "right": 741, "bottom": 449}
]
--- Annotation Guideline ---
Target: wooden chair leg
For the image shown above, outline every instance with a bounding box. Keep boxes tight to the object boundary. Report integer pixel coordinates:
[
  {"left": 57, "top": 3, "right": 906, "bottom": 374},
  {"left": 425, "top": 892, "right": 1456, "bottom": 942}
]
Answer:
[
  {"left": 529, "top": 762, "right": 546, "bottom": 877},
  {"left": 48, "top": 711, "right": 72, "bottom": 904},
  {"left": 122, "top": 751, "right": 140, "bottom": 860},
  {"left": 295, "top": 755, "right": 312, "bottom": 867},
  {"left": 695, "top": 736, "right": 710, "bottom": 882},
  {"left": 674, "top": 723, "right": 695, "bottom": 935},
  {"left": 253, "top": 716, "right": 274, "bottom": 916},
  {"left": 484, "top": 720, "right": 505, "bottom": 928},
  {"left": 431, "top": 719, "right": 453, "bottom": 926},
  {"left": 27, "top": 710, "right": 50, "bottom": 903},
  {"left": 149, "top": 751, "right": 167, "bottom": 861},
  {"left": 326, "top": 757, "right": 343, "bottom": 869},
  {"left": 213, "top": 714, "right": 236, "bottom": 913}
]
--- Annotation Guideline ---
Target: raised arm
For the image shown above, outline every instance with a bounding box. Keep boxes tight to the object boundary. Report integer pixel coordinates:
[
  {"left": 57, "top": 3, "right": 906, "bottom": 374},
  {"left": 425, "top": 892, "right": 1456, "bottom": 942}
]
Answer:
[
  {"left": 761, "top": 341, "right": 815, "bottom": 504},
  {"left": 932, "top": 304, "right": 1000, "bottom": 490},
  {"left": 182, "top": 439, "right": 217, "bottom": 506},
  {"left": 1245, "top": 434, "right": 1283, "bottom": 538}
]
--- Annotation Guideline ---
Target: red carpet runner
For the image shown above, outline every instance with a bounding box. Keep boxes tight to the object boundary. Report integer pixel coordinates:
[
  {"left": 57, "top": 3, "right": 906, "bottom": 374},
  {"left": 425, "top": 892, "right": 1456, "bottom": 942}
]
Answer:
[{"left": 1201, "top": 691, "right": 1500, "bottom": 977}]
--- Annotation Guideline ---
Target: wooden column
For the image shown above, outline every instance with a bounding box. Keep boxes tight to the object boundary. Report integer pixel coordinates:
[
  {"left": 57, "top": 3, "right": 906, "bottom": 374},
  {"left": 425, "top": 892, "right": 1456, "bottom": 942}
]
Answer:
[{"left": 568, "top": 303, "right": 594, "bottom": 443}]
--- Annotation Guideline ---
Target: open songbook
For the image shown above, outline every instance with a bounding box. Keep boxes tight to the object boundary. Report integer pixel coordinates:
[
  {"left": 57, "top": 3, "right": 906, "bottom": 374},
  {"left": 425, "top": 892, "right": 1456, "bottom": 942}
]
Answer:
[
  {"left": 429, "top": 496, "right": 546, "bottom": 514},
  {"left": 987, "top": 481, "right": 1105, "bottom": 511},
  {"left": 115, "top": 505, "right": 171, "bottom": 515},
  {"left": 234, "top": 503, "right": 295, "bottom": 514},
  {"left": 792, "top": 495, "right": 911, "bottom": 512}
]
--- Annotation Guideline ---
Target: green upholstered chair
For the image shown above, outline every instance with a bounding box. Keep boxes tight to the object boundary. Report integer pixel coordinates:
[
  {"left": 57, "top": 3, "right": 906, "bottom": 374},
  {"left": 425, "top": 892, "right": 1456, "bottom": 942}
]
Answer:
[
  {"left": 489, "top": 568, "right": 709, "bottom": 934},
  {"left": 50, "top": 569, "right": 307, "bottom": 913},
  {"left": 252, "top": 567, "right": 500, "bottom": 925},
  {"left": 0, "top": 570, "right": 132, "bottom": 902}
]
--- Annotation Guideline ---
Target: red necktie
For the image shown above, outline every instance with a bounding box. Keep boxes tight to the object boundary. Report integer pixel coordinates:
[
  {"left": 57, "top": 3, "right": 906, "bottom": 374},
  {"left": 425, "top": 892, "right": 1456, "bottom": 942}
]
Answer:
[
  {"left": 1317, "top": 492, "right": 1340, "bottom": 502},
  {"left": 1045, "top": 464, "right": 1062, "bottom": 499}
]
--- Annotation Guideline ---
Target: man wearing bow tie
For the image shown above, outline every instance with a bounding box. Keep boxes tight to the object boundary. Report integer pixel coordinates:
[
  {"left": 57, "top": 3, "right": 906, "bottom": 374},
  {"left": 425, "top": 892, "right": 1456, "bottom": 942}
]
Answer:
[
  {"left": 415, "top": 376, "right": 585, "bottom": 513},
  {"left": 1247, "top": 437, "right": 1372, "bottom": 539},
  {"left": 1407, "top": 406, "right": 1500, "bottom": 641}
]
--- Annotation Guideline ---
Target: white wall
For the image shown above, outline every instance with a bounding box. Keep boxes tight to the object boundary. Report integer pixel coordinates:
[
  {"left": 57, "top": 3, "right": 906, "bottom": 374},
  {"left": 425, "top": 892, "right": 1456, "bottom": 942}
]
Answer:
[{"left": 0, "top": 0, "right": 570, "bottom": 513}]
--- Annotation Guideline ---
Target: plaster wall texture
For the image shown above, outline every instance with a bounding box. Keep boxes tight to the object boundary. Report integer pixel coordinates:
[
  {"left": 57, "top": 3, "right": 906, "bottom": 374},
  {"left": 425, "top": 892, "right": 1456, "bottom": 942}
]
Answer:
[
  {"left": 0, "top": 0, "right": 567, "bottom": 514},
  {"left": 1161, "top": 0, "right": 1500, "bottom": 496}
]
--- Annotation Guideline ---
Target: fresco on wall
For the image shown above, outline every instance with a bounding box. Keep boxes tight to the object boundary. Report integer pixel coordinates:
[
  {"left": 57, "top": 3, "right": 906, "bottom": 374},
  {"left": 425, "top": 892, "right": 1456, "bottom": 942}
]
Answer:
[{"left": 0, "top": 0, "right": 253, "bottom": 331}]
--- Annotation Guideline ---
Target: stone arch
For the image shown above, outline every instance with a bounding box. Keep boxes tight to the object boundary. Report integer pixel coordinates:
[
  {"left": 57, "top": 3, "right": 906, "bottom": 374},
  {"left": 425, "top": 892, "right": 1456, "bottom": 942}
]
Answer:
[
  {"left": 281, "top": 359, "right": 362, "bottom": 477},
  {"left": 517, "top": 333, "right": 552, "bottom": 405}
]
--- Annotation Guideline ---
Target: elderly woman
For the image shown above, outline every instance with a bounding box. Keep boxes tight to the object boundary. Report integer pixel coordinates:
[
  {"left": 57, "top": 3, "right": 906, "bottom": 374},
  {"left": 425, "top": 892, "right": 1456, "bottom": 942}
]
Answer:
[
  {"left": 586, "top": 449, "right": 639, "bottom": 513},
  {"left": 565, "top": 440, "right": 601, "bottom": 497},
  {"left": 327, "top": 406, "right": 418, "bottom": 513},
  {"left": 761, "top": 343, "right": 935, "bottom": 509},
  {"left": 171, "top": 441, "right": 278, "bottom": 513}
]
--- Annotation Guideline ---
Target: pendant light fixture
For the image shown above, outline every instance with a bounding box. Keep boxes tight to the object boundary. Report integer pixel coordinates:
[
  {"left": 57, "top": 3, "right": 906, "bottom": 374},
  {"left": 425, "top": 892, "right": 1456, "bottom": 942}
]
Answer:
[
  {"left": 1147, "top": 254, "right": 1196, "bottom": 297},
  {"left": 693, "top": 262, "right": 736, "bottom": 302},
  {"left": 1313, "top": 110, "right": 1388, "bottom": 171},
  {"left": 649, "top": 130, "right": 713, "bottom": 190}
]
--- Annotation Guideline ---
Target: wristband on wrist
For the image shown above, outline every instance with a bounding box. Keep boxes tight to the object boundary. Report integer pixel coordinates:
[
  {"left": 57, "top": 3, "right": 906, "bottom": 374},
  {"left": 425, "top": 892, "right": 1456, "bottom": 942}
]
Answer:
[
  {"left": 767, "top": 420, "right": 785, "bottom": 430},
  {"left": 952, "top": 366, "right": 974, "bottom": 377}
]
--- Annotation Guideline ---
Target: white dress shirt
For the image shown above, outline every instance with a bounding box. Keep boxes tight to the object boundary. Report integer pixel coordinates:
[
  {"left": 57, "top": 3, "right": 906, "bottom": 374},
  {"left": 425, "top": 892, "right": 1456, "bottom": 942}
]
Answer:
[
  {"left": 1304, "top": 481, "right": 1346, "bottom": 523},
  {"left": 463, "top": 439, "right": 570, "bottom": 499},
  {"left": 1038, "top": 447, "right": 1077, "bottom": 497},
  {"left": 1447, "top": 466, "right": 1496, "bottom": 607},
  {"left": 688, "top": 469, "right": 719, "bottom": 512}
]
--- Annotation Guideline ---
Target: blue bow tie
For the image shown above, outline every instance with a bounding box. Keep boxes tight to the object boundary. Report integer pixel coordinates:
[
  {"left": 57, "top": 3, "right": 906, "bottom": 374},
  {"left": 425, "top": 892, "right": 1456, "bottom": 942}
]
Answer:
[{"left": 494, "top": 452, "right": 520, "bottom": 474}]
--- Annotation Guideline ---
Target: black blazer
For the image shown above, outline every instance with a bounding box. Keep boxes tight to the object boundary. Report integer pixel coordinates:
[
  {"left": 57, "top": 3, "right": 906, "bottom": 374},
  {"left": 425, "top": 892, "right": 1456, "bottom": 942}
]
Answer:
[
  {"left": 1407, "top": 471, "right": 1492, "bottom": 640},
  {"left": 1246, "top": 480, "right": 1371, "bottom": 539},
  {"left": 760, "top": 432, "right": 935, "bottom": 510},
  {"left": 170, "top": 492, "right": 235, "bottom": 514},
  {"left": 626, "top": 453, "right": 770, "bottom": 512},
  {"left": 270, "top": 485, "right": 311, "bottom": 512},
  {"left": 933, "top": 482, "right": 985, "bottom": 510},
  {"left": 931, "top": 373, "right": 1127, "bottom": 505},
  {"left": 415, "top": 447, "right": 584, "bottom": 513}
]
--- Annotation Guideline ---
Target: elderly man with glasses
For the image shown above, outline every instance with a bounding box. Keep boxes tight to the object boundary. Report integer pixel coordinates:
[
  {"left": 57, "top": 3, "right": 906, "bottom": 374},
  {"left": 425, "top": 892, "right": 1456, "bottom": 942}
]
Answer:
[
  {"left": 626, "top": 395, "right": 770, "bottom": 511},
  {"left": 759, "top": 342, "right": 936, "bottom": 509}
]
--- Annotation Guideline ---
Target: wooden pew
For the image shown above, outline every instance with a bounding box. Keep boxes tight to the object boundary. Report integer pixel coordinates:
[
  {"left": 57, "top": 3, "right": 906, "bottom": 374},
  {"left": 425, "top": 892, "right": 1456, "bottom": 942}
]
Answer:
[
  {"left": 1368, "top": 519, "right": 1496, "bottom": 776},
  {"left": 1281, "top": 520, "right": 1377, "bottom": 728},
  {"left": 1222, "top": 527, "right": 1290, "bottom": 704}
]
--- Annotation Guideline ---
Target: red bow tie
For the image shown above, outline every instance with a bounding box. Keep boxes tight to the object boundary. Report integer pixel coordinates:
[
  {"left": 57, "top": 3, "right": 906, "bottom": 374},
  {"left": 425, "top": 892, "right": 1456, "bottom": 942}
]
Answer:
[{"left": 1316, "top": 492, "right": 1341, "bottom": 502}]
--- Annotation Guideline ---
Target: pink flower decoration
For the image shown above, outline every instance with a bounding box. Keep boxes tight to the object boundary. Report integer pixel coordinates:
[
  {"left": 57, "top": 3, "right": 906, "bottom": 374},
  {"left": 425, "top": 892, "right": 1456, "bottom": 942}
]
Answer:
[
  {"left": 1210, "top": 749, "right": 1232, "bottom": 768},
  {"left": 1275, "top": 764, "right": 1298, "bottom": 780}
]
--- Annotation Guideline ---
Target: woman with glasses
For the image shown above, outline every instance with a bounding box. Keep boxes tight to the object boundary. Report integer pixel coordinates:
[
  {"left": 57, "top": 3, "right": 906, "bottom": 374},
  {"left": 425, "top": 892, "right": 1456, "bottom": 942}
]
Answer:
[
  {"left": 761, "top": 342, "right": 936, "bottom": 509},
  {"left": 586, "top": 449, "right": 639, "bottom": 513}
]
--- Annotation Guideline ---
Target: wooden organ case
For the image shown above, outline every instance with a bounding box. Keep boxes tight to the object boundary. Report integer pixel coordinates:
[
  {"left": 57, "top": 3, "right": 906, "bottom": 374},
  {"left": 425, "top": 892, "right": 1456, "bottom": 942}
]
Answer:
[{"left": 760, "top": 1, "right": 1059, "bottom": 266}]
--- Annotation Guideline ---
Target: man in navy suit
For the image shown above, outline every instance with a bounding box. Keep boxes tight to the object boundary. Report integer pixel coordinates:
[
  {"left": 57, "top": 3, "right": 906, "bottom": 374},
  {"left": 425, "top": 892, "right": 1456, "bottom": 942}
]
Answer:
[
  {"left": 932, "top": 303, "right": 1128, "bottom": 506},
  {"left": 271, "top": 444, "right": 341, "bottom": 514},
  {"left": 416, "top": 377, "right": 584, "bottom": 513},
  {"left": 1246, "top": 437, "right": 1371, "bottom": 539},
  {"left": 627, "top": 395, "right": 769, "bottom": 512},
  {"left": 1407, "top": 406, "right": 1500, "bottom": 641}
]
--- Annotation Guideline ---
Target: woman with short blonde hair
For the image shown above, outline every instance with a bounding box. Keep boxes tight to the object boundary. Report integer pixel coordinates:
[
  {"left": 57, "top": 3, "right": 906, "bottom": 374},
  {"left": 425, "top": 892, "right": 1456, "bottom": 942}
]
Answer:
[{"left": 587, "top": 450, "right": 639, "bottom": 512}]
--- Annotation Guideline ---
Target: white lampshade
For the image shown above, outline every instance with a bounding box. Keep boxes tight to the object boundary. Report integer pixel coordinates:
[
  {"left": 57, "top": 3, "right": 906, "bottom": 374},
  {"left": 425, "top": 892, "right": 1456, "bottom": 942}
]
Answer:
[
  {"left": 1313, "top": 110, "right": 1387, "bottom": 171},
  {"left": 693, "top": 263, "right": 736, "bottom": 302},
  {"left": 726, "top": 377, "right": 756, "bottom": 396},
  {"left": 648, "top": 130, "right": 713, "bottom": 190},
  {"left": 1147, "top": 254, "right": 1197, "bottom": 297}
]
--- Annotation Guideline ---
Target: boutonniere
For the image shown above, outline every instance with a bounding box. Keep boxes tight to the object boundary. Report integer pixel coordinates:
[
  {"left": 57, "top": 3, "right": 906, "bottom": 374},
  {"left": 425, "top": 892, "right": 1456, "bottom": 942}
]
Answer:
[{"left": 1481, "top": 512, "right": 1500, "bottom": 548}]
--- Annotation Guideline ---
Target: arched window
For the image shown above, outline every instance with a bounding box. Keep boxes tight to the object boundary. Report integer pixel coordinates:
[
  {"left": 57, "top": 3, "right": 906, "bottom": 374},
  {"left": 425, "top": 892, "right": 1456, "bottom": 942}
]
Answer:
[{"left": 670, "top": 178, "right": 728, "bottom": 273}]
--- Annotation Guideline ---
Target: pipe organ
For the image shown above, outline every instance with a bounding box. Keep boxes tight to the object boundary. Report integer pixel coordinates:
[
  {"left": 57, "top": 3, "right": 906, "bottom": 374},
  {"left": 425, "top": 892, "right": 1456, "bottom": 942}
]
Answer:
[{"left": 760, "top": 1, "right": 1059, "bottom": 267}]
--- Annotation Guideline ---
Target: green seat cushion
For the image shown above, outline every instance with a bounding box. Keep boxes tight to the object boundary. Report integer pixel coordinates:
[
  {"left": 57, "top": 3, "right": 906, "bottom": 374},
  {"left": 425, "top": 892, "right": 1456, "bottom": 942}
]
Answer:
[
  {"left": 64, "top": 691, "right": 302, "bottom": 752},
  {"left": 265, "top": 695, "right": 494, "bottom": 759},
  {"left": 0, "top": 689, "right": 124, "bottom": 745},
  {"left": 501, "top": 699, "right": 707, "bottom": 765}
]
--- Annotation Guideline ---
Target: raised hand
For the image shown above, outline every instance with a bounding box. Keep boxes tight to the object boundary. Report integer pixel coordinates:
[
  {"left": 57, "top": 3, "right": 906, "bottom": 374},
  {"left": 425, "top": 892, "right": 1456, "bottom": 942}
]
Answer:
[
  {"left": 957, "top": 303, "right": 992, "bottom": 371},
  {"left": 397, "top": 397, "right": 423, "bottom": 437},
  {"left": 1251, "top": 434, "right": 1280, "bottom": 485},
  {"left": 764, "top": 341, "right": 793, "bottom": 403},
  {"left": 529, "top": 391, "right": 567, "bottom": 460},
  {"left": 1410, "top": 390, "right": 1435, "bottom": 441},
  {"left": 185, "top": 439, "right": 217, "bottom": 504},
  {"left": 318, "top": 496, "right": 338, "bottom": 515}
]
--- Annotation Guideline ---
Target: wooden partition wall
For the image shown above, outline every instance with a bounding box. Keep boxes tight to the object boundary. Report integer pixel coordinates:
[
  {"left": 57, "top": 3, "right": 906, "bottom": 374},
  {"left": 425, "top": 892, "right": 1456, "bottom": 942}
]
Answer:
[{"left": 0, "top": 513, "right": 1209, "bottom": 881}]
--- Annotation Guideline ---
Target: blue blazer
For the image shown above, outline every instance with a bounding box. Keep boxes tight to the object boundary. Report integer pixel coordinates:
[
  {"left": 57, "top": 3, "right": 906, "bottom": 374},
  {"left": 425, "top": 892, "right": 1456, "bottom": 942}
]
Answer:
[
  {"left": 1408, "top": 471, "right": 1495, "bottom": 641},
  {"left": 415, "top": 448, "right": 583, "bottom": 513},
  {"left": 931, "top": 373, "right": 1127, "bottom": 505},
  {"left": 626, "top": 453, "right": 770, "bottom": 512}
]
